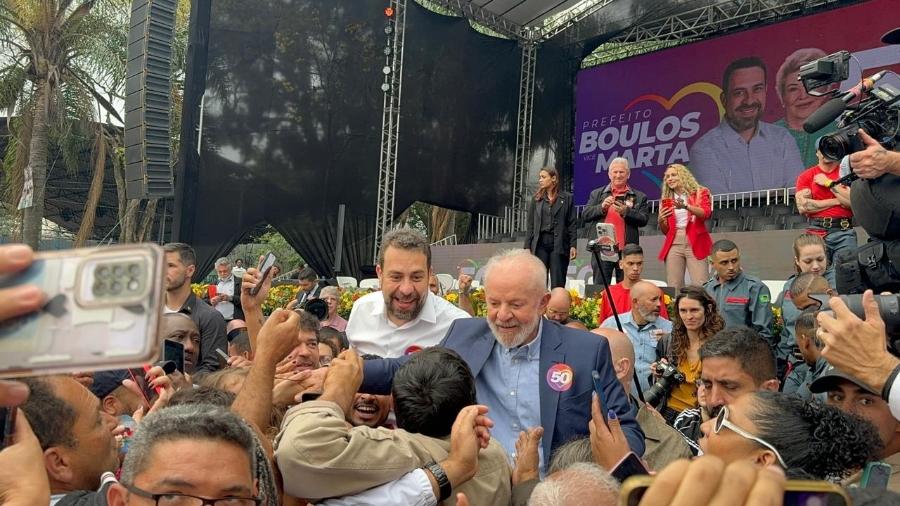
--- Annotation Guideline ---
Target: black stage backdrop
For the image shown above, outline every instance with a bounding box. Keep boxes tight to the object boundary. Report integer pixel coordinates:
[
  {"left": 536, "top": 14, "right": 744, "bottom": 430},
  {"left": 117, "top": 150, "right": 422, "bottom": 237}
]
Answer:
[{"left": 175, "top": 0, "right": 573, "bottom": 278}]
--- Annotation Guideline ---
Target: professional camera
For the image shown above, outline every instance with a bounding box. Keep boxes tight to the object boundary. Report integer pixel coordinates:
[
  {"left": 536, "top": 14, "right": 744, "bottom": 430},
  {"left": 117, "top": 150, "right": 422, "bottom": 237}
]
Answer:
[
  {"left": 644, "top": 361, "right": 685, "bottom": 408},
  {"left": 296, "top": 297, "right": 328, "bottom": 321},
  {"left": 812, "top": 292, "right": 900, "bottom": 356},
  {"left": 800, "top": 51, "right": 899, "bottom": 159}
]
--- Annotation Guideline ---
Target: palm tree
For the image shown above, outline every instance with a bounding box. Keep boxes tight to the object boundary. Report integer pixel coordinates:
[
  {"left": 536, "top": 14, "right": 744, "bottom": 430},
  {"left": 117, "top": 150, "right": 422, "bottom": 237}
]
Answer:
[{"left": 0, "top": 0, "right": 127, "bottom": 248}]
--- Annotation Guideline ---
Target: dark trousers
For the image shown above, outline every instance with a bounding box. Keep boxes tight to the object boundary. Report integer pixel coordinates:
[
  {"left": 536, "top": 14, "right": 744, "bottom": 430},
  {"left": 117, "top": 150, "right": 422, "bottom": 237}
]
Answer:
[
  {"left": 535, "top": 232, "right": 568, "bottom": 288},
  {"left": 592, "top": 256, "right": 623, "bottom": 287}
]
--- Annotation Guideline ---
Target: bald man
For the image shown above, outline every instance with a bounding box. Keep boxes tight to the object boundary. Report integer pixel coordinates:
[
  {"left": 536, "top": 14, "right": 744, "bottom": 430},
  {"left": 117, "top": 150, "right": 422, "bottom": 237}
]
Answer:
[
  {"left": 159, "top": 313, "right": 200, "bottom": 374},
  {"left": 599, "top": 281, "right": 673, "bottom": 394},
  {"left": 592, "top": 326, "right": 692, "bottom": 470},
  {"left": 546, "top": 287, "right": 572, "bottom": 324}
]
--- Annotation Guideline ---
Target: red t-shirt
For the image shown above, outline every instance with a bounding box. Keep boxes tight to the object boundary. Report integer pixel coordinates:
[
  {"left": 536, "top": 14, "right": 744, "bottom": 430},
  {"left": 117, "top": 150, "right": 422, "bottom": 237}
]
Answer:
[
  {"left": 795, "top": 165, "right": 852, "bottom": 219},
  {"left": 598, "top": 283, "right": 669, "bottom": 323}
]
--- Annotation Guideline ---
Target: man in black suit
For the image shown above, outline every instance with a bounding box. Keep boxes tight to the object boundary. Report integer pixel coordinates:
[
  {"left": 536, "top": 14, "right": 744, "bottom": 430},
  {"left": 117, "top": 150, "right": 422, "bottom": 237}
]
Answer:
[
  {"left": 208, "top": 257, "right": 244, "bottom": 322},
  {"left": 581, "top": 158, "right": 649, "bottom": 285},
  {"left": 295, "top": 266, "right": 321, "bottom": 306}
]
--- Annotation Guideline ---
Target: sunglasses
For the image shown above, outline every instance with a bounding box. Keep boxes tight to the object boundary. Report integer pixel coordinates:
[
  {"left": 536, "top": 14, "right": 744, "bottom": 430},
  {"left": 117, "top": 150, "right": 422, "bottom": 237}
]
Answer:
[{"left": 714, "top": 406, "right": 788, "bottom": 469}]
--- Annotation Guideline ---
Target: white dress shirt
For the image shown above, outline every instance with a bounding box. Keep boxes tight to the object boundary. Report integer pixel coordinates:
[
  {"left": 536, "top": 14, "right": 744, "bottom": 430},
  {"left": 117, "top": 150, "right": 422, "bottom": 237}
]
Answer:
[
  {"left": 214, "top": 275, "right": 237, "bottom": 320},
  {"left": 346, "top": 291, "right": 469, "bottom": 358},
  {"left": 315, "top": 469, "right": 436, "bottom": 506},
  {"left": 889, "top": 372, "right": 900, "bottom": 422}
]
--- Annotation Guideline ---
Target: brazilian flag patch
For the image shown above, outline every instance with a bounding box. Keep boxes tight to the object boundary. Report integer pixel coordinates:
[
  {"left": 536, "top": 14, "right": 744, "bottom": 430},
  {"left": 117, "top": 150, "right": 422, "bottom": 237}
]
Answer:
[{"left": 759, "top": 294, "right": 770, "bottom": 303}]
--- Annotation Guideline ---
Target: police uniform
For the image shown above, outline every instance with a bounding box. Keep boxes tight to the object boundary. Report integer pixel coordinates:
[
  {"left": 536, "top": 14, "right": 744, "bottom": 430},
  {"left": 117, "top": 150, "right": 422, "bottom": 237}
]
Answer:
[{"left": 703, "top": 271, "right": 775, "bottom": 347}]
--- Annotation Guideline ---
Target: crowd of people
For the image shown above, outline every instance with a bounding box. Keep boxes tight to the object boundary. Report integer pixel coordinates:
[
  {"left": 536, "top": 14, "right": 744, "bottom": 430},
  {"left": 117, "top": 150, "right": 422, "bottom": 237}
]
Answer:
[{"left": 2, "top": 39, "right": 900, "bottom": 504}]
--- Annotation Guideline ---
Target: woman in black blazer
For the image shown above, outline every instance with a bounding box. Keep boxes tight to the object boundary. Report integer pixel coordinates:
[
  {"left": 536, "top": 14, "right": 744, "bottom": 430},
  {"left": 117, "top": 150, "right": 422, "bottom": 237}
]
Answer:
[{"left": 523, "top": 167, "right": 577, "bottom": 288}]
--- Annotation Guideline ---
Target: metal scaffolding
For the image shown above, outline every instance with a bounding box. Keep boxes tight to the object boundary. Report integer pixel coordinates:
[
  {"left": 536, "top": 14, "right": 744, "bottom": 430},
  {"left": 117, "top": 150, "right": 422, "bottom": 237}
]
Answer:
[
  {"left": 374, "top": 0, "right": 408, "bottom": 262},
  {"left": 588, "top": 0, "right": 844, "bottom": 64},
  {"left": 512, "top": 35, "right": 537, "bottom": 222}
]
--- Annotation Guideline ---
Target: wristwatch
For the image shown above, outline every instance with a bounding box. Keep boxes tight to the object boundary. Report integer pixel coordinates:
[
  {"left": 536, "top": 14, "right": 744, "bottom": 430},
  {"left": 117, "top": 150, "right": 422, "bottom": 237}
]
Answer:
[{"left": 424, "top": 461, "right": 452, "bottom": 502}]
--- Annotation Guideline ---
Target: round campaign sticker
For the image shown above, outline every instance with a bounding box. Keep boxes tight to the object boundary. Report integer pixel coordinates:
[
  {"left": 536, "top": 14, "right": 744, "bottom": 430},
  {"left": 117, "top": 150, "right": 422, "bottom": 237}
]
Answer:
[
  {"left": 546, "top": 363, "right": 574, "bottom": 392},
  {"left": 404, "top": 345, "right": 422, "bottom": 355}
]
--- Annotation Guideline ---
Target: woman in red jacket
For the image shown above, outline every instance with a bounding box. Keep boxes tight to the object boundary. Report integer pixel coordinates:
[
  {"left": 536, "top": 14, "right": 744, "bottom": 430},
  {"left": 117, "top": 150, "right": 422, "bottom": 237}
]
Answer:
[{"left": 658, "top": 164, "right": 713, "bottom": 290}]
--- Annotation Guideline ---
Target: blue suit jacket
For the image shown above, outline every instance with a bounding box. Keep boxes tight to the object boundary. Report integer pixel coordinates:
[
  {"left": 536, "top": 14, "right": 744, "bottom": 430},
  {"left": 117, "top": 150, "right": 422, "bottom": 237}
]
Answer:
[{"left": 361, "top": 318, "right": 645, "bottom": 463}]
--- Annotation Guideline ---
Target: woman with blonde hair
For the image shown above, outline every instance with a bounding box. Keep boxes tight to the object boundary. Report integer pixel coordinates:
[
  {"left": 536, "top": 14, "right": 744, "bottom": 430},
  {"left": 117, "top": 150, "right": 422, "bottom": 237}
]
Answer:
[{"left": 658, "top": 164, "right": 713, "bottom": 289}]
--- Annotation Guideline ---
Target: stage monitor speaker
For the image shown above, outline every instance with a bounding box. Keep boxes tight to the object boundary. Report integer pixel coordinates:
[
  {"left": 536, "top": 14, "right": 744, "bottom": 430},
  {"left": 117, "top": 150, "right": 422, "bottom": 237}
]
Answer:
[{"left": 124, "top": 0, "right": 176, "bottom": 199}]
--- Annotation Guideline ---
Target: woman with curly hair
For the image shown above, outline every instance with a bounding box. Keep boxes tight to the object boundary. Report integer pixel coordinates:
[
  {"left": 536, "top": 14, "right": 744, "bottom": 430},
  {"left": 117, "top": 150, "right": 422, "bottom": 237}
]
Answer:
[
  {"left": 700, "top": 390, "right": 881, "bottom": 480},
  {"left": 657, "top": 164, "right": 713, "bottom": 290},
  {"left": 653, "top": 286, "right": 725, "bottom": 421}
]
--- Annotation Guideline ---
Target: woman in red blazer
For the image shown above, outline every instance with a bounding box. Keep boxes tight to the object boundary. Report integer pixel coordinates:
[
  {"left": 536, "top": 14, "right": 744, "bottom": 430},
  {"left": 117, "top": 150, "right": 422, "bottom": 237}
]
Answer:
[{"left": 658, "top": 164, "right": 713, "bottom": 289}]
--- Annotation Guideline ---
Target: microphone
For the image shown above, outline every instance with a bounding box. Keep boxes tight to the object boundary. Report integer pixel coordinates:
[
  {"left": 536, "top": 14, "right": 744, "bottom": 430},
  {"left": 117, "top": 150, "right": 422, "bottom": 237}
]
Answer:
[{"left": 803, "top": 70, "right": 888, "bottom": 133}]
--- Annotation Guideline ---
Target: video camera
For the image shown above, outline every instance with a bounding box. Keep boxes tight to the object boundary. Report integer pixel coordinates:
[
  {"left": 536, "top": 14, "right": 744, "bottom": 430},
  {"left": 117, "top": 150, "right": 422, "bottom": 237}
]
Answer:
[{"left": 800, "top": 51, "right": 899, "bottom": 160}]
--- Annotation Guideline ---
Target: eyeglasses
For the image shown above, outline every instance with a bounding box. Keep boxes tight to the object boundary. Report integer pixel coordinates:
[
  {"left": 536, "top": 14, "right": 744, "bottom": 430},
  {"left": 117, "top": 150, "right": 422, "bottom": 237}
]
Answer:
[
  {"left": 123, "top": 483, "right": 261, "bottom": 506},
  {"left": 714, "top": 406, "right": 788, "bottom": 469}
]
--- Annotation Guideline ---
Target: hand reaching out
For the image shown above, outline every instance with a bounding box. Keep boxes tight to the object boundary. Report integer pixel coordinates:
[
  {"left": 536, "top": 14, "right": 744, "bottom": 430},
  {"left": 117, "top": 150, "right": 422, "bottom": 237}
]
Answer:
[{"left": 512, "top": 427, "right": 543, "bottom": 485}]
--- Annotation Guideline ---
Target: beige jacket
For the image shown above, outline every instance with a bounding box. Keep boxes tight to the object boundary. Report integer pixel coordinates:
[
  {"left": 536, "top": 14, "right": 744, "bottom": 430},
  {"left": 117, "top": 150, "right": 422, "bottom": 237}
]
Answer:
[{"left": 275, "top": 400, "right": 512, "bottom": 505}]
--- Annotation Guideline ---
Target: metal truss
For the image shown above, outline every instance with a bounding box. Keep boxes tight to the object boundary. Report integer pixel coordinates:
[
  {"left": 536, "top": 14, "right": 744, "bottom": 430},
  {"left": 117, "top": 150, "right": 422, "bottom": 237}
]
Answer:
[
  {"left": 425, "top": 0, "right": 525, "bottom": 40},
  {"left": 374, "top": 0, "right": 408, "bottom": 262},
  {"left": 539, "top": 0, "right": 616, "bottom": 41},
  {"left": 593, "top": 0, "right": 845, "bottom": 63},
  {"left": 511, "top": 37, "right": 537, "bottom": 228}
]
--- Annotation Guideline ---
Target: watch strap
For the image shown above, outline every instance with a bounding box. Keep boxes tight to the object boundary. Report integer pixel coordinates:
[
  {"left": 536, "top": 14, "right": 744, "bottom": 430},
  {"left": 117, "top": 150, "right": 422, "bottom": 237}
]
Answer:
[{"left": 424, "top": 461, "right": 451, "bottom": 502}]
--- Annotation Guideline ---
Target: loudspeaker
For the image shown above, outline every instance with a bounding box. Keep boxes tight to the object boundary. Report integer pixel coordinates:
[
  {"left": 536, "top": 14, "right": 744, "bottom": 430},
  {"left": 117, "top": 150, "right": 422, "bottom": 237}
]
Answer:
[{"left": 124, "top": 0, "right": 176, "bottom": 199}]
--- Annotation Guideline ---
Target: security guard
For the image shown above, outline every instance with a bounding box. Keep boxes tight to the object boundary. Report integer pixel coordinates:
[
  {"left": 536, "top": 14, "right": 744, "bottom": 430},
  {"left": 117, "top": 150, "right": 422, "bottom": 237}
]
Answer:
[{"left": 703, "top": 239, "right": 775, "bottom": 347}]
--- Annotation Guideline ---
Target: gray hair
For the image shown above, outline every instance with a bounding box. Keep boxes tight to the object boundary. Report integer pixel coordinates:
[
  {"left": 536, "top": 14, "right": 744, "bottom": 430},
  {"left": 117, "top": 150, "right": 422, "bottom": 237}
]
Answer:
[
  {"left": 483, "top": 249, "right": 546, "bottom": 294},
  {"left": 121, "top": 405, "right": 255, "bottom": 484},
  {"left": 215, "top": 257, "right": 231, "bottom": 267},
  {"left": 609, "top": 157, "right": 630, "bottom": 172},
  {"left": 378, "top": 228, "right": 431, "bottom": 269},
  {"left": 776, "top": 48, "right": 827, "bottom": 104},
  {"left": 548, "top": 437, "right": 593, "bottom": 475},
  {"left": 528, "top": 463, "right": 620, "bottom": 506},
  {"left": 319, "top": 286, "right": 340, "bottom": 299}
]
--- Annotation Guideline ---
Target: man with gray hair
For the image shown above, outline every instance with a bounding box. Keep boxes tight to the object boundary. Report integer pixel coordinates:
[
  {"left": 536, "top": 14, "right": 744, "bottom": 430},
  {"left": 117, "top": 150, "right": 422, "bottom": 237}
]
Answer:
[
  {"left": 106, "top": 404, "right": 276, "bottom": 506},
  {"left": 581, "top": 158, "right": 649, "bottom": 286},
  {"left": 209, "top": 257, "right": 244, "bottom": 322},
  {"left": 345, "top": 228, "right": 469, "bottom": 357},
  {"left": 336, "top": 248, "right": 645, "bottom": 473},
  {"left": 528, "top": 462, "right": 620, "bottom": 506}
]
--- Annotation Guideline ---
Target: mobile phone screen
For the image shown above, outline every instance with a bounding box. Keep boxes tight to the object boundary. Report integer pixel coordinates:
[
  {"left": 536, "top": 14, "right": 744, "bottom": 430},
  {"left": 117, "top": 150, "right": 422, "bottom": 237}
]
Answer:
[
  {"left": 611, "top": 452, "right": 649, "bottom": 483},
  {"left": 250, "top": 253, "right": 277, "bottom": 296},
  {"left": 127, "top": 368, "right": 155, "bottom": 407},
  {"left": 163, "top": 339, "right": 185, "bottom": 373},
  {"left": 591, "top": 370, "right": 608, "bottom": 424},
  {"left": 0, "top": 407, "right": 15, "bottom": 450}
]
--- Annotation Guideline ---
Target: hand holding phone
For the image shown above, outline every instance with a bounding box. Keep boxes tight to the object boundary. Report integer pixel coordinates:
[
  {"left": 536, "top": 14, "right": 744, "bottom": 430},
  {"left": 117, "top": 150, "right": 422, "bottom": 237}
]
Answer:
[
  {"left": 590, "top": 370, "right": 631, "bottom": 470},
  {"left": 248, "top": 252, "right": 277, "bottom": 297}
]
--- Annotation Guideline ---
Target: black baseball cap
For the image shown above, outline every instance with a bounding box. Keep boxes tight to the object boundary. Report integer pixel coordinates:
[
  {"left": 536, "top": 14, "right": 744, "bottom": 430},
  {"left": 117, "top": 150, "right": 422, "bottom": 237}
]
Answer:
[
  {"left": 89, "top": 369, "right": 131, "bottom": 398},
  {"left": 809, "top": 365, "right": 878, "bottom": 395},
  {"left": 882, "top": 27, "right": 900, "bottom": 44}
]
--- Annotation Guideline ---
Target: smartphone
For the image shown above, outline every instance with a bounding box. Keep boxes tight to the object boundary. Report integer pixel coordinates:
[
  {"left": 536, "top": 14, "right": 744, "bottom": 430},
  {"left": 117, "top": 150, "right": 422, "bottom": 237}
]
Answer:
[
  {"left": 618, "top": 476, "right": 851, "bottom": 506},
  {"left": 0, "top": 407, "right": 15, "bottom": 450},
  {"left": 163, "top": 339, "right": 185, "bottom": 373},
  {"left": 861, "top": 461, "right": 893, "bottom": 489},
  {"left": 215, "top": 348, "right": 230, "bottom": 362},
  {"left": 127, "top": 368, "right": 155, "bottom": 408},
  {"left": 0, "top": 244, "right": 164, "bottom": 378},
  {"left": 300, "top": 391, "right": 322, "bottom": 403},
  {"left": 594, "top": 223, "right": 620, "bottom": 263},
  {"left": 611, "top": 452, "right": 650, "bottom": 483},
  {"left": 591, "top": 369, "right": 609, "bottom": 424},
  {"left": 249, "top": 252, "right": 277, "bottom": 296}
]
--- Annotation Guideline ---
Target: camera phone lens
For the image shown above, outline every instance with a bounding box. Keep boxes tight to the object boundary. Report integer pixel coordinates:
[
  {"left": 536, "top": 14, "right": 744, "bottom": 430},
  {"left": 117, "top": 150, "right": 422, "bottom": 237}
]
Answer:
[
  {"left": 110, "top": 281, "right": 122, "bottom": 294},
  {"left": 127, "top": 280, "right": 140, "bottom": 291},
  {"left": 93, "top": 282, "right": 106, "bottom": 296},
  {"left": 113, "top": 265, "right": 124, "bottom": 277},
  {"left": 96, "top": 266, "right": 109, "bottom": 278},
  {"left": 128, "top": 264, "right": 141, "bottom": 277}
]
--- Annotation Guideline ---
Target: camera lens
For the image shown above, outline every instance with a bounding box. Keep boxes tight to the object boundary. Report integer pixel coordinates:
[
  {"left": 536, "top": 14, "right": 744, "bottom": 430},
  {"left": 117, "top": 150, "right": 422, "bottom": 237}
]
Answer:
[
  {"left": 113, "top": 265, "right": 124, "bottom": 277},
  {"left": 110, "top": 281, "right": 122, "bottom": 294},
  {"left": 96, "top": 266, "right": 109, "bottom": 279},
  {"left": 93, "top": 281, "right": 106, "bottom": 296},
  {"left": 128, "top": 264, "right": 141, "bottom": 277}
]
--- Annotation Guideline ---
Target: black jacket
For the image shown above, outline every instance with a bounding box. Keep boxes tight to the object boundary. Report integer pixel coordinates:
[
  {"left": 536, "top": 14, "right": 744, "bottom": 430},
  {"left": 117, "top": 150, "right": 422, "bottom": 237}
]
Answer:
[
  {"left": 581, "top": 184, "right": 649, "bottom": 246},
  {"left": 203, "top": 275, "right": 244, "bottom": 321},
  {"left": 523, "top": 191, "right": 577, "bottom": 255}
]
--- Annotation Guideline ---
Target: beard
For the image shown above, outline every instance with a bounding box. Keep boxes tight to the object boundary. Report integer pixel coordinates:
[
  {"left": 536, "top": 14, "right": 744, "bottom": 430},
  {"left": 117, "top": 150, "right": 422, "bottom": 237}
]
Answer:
[
  {"left": 166, "top": 274, "right": 188, "bottom": 292},
  {"left": 488, "top": 313, "right": 541, "bottom": 349},
  {"left": 639, "top": 307, "right": 659, "bottom": 323},
  {"left": 726, "top": 104, "right": 762, "bottom": 132},
  {"left": 386, "top": 291, "right": 424, "bottom": 322}
]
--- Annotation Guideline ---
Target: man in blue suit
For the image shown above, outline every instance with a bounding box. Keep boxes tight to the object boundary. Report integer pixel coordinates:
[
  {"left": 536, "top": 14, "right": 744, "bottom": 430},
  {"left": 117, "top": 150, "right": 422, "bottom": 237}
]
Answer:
[{"left": 358, "top": 249, "right": 644, "bottom": 470}]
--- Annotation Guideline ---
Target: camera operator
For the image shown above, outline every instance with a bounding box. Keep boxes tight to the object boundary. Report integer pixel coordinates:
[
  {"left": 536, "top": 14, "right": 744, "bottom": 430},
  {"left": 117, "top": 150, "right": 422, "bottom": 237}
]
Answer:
[
  {"left": 850, "top": 129, "right": 900, "bottom": 180},
  {"left": 817, "top": 290, "right": 900, "bottom": 422}
]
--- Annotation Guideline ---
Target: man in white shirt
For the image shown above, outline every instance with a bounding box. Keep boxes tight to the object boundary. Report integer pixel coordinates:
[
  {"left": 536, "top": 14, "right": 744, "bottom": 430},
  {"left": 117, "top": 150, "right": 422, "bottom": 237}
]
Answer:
[
  {"left": 346, "top": 228, "right": 468, "bottom": 358},
  {"left": 209, "top": 257, "right": 243, "bottom": 322}
]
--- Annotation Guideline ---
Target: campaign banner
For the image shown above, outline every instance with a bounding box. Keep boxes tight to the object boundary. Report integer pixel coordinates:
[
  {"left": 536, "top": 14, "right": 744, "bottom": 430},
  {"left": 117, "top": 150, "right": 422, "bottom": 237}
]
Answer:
[{"left": 574, "top": 0, "right": 900, "bottom": 202}]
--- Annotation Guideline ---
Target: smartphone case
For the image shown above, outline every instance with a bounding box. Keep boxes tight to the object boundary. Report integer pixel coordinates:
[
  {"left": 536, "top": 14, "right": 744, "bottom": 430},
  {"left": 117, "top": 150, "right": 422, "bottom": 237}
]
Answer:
[{"left": 0, "top": 244, "right": 165, "bottom": 377}]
